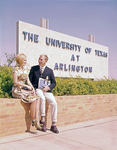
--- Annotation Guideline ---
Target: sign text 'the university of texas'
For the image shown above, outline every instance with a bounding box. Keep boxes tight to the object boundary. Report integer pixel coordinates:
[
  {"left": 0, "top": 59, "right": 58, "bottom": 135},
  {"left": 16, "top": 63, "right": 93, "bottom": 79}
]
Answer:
[{"left": 17, "top": 21, "right": 108, "bottom": 79}]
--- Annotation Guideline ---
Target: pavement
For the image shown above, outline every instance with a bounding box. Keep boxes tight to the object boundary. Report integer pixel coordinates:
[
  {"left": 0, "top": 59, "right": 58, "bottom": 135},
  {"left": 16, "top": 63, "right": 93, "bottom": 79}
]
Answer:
[{"left": 0, "top": 116, "right": 117, "bottom": 150}]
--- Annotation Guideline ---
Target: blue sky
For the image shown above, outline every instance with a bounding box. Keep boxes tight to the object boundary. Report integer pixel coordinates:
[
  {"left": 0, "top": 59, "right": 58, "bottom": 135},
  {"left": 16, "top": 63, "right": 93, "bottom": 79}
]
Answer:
[{"left": 0, "top": 0, "right": 117, "bottom": 79}]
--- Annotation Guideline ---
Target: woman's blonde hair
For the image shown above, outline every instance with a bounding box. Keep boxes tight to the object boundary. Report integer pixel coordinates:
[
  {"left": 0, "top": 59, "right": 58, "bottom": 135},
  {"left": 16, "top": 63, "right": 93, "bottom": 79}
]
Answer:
[{"left": 16, "top": 53, "right": 26, "bottom": 65}]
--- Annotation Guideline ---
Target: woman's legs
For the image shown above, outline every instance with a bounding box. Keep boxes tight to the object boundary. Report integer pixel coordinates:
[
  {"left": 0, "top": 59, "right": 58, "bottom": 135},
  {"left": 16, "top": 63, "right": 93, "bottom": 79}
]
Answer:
[
  {"left": 30, "top": 100, "right": 36, "bottom": 121},
  {"left": 30, "top": 99, "right": 41, "bottom": 130},
  {"left": 35, "top": 98, "right": 40, "bottom": 121}
]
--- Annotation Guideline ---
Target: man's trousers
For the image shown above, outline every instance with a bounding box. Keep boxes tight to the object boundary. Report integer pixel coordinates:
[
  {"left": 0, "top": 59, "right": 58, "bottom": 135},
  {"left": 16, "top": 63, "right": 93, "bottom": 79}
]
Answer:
[{"left": 36, "top": 89, "right": 57, "bottom": 123}]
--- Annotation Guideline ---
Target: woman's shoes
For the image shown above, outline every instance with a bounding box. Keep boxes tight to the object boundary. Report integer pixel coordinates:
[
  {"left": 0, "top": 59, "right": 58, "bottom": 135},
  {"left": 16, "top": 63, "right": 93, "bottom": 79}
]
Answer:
[
  {"left": 32, "top": 120, "right": 35, "bottom": 126},
  {"left": 33, "top": 119, "right": 42, "bottom": 130}
]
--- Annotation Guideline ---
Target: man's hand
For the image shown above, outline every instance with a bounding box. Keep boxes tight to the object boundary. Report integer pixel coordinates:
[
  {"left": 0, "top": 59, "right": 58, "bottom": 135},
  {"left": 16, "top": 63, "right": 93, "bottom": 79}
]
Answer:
[{"left": 42, "top": 86, "right": 50, "bottom": 92}]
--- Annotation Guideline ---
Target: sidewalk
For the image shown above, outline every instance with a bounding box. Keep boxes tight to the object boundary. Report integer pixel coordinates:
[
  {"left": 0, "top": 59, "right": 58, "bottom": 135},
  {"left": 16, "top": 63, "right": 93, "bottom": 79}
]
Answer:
[{"left": 0, "top": 116, "right": 117, "bottom": 150}]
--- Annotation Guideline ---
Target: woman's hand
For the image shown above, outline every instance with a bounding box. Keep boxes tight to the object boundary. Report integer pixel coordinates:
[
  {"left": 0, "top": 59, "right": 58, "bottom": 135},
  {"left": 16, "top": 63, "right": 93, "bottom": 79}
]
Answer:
[
  {"left": 26, "top": 85, "right": 33, "bottom": 91},
  {"left": 32, "top": 87, "right": 35, "bottom": 94},
  {"left": 26, "top": 85, "right": 35, "bottom": 94}
]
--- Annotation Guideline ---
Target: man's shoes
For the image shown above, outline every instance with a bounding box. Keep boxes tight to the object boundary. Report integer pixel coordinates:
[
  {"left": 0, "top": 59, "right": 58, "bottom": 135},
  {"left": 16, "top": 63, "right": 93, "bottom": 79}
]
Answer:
[
  {"left": 40, "top": 121, "right": 46, "bottom": 132},
  {"left": 50, "top": 125, "right": 59, "bottom": 134},
  {"left": 40, "top": 120, "right": 44, "bottom": 127}
]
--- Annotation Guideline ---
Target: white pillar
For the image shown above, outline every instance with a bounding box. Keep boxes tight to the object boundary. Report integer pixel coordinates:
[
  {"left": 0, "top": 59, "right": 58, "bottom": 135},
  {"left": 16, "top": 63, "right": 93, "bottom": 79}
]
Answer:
[
  {"left": 88, "top": 34, "right": 95, "bottom": 43},
  {"left": 40, "top": 17, "right": 49, "bottom": 29}
]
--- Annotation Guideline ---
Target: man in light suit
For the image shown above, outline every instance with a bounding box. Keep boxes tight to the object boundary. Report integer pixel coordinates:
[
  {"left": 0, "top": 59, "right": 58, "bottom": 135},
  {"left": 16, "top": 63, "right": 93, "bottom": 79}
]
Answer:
[{"left": 29, "top": 54, "right": 59, "bottom": 133}]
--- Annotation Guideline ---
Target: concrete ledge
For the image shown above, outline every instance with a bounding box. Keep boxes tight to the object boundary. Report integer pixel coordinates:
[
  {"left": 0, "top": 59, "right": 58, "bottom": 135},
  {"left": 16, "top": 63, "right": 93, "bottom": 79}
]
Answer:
[{"left": 0, "top": 94, "right": 117, "bottom": 137}]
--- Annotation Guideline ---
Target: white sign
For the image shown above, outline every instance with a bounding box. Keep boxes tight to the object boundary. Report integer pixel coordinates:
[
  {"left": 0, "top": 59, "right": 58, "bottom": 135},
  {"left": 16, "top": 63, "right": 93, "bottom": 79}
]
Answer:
[{"left": 17, "top": 21, "right": 108, "bottom": 79}]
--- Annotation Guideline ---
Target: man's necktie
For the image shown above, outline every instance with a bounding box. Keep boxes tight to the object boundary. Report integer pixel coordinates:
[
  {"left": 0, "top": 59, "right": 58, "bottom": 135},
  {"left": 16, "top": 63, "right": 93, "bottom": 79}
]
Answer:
[{"left": 41, "top": 67, "right": 43, "bottom": 74}]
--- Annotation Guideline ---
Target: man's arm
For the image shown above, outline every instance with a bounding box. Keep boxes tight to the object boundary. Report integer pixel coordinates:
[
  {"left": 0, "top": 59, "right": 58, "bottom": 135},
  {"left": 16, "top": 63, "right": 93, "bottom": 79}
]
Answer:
[
  {"left": 49, "top": 69, "right": 56, "bottom": 91},
  {"left": 43, "top": 69, "right": 56, "bottom": 92}
]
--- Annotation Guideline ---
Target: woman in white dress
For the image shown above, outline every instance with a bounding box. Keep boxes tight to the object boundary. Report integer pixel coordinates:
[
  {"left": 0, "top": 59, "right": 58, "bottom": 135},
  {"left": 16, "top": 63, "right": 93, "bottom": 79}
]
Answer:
[{"left": 12, "top": 53, "right": 41, "bottom": 130}]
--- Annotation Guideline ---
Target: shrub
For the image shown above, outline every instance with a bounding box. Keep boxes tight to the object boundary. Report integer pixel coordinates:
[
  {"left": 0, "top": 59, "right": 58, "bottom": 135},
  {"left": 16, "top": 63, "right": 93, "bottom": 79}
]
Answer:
[
  {"left": 0, "top": 65, "right": 117, "bottom": 98},
  {"left": 52, "top": 77, "right": 117, "bottom": 96},
  {"left": 0, "top": 65, "right": 13, "bottom": 98}
]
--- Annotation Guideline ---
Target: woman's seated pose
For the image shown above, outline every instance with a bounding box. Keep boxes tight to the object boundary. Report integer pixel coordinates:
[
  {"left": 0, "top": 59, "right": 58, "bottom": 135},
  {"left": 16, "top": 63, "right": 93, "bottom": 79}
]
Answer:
[{"left": 12, "top": 53, "right": 41, "bottom": 130}]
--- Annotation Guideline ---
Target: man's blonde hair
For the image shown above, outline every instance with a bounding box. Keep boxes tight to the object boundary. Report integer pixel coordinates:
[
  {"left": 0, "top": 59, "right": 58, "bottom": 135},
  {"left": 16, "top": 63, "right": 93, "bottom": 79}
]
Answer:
[
  {"left": 40, "top": 54, "right": 48, "bottom": 61},
  {"left": 16, "top": 53, "right": 26, "bottom": 65}
]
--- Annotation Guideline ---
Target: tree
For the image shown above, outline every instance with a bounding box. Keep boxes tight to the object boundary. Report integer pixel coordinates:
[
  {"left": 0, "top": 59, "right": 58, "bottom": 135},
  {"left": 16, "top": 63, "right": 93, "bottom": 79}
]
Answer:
[{"left": 5, "top": 53, "right": 16, "bottom": 67}]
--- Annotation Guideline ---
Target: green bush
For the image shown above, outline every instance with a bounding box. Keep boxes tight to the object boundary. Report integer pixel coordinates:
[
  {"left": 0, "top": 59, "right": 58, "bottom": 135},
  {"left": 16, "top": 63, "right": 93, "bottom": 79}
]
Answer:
[
  {"left": 0, "top": 65, "right": 13, "bottom": 98},
  {"left": 52, "top": 77, "right": 117, "bottom": 96},
  {"left": 0, "top": 65, "right": 117, "bottom": 98}
]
